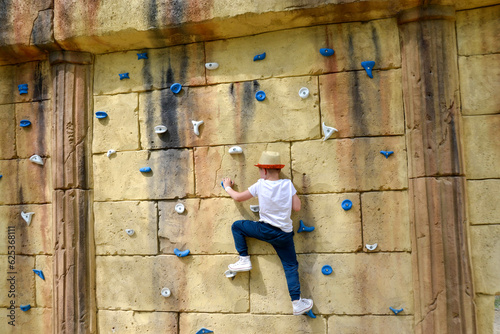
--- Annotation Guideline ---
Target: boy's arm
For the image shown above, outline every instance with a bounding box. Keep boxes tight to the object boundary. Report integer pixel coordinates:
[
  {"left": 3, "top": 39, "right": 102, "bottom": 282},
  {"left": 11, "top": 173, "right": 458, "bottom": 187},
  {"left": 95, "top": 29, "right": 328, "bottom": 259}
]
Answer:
[
  {"left": 292, "top": 194, "right": 301, "bottom": 211},
  {"left": 222, "top": 177, "right": 254, "bottom": 202}
]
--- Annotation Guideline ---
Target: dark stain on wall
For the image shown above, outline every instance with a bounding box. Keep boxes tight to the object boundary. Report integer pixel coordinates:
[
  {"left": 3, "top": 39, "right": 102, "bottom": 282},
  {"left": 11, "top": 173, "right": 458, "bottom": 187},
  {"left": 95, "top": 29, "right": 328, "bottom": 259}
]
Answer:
[
  {"left": 348, "top": 36, "right": 368, "bottom": 136},
  {"left": 33, "top": 62, "right": 46, "bottom": 101},
  {"left": 0, "top": 0, "right": 12, "bottom": 46}
]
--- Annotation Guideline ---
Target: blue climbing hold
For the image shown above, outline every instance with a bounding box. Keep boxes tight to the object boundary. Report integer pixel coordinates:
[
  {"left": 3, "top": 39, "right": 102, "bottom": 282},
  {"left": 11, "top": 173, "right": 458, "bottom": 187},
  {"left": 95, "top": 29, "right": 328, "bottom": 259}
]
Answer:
[
  {"left": 305, "top": 309, "right": 316, "bottom": 318},
  {"left": 297, "top": 220, "right": 315, "bottom": 233},
  {"left": 380, "top": 150, "right": 394, "bottom": 159},
  {"left": 196, "top": 328, "right": 214, "bottom": 334},
  {"left": 0, "top": 175, "right": 2, "bottom": 179},
  {"left": 341, "top": 199, "right": 352, "bottom": 211},
  {"left": 95, "top": 111, "right": 108, "bottom": 119},
  {"left": 174, "top": 248, "right": 190, "bottom": 257},
  {"left": 390, "top": 306, "right": 403, "bottom": 315},
  {"left": 33, "top": 269, "right": 45, "bottom": 280},
  {"left": 139, "top": 167, "right": 152, "bottom": 173},
  {"left": 361, "top": 61, "right": 376, "bottom": 78},
  {"left": 253, "top": 52, "right": 266, "bottom": 61},
  {"left": 319, "top": 48, "right": 334, "bottom": 56},
  {"left": 322, "top": 265, "right": 333, "bottom": 275},
  {"left": 119, "top": 72, "right": 130, "bottom": 80},
  {"left": 137, "top": 53, "right": 148, "bottom": 60},
  {"left": 170, "top": 83, "right": 182, "bottom": 94},
  {"left": 20, "top": 120, "right": 31, "bottom": 127},
  {"left": 20, "top": 304, "right": 31, "bottom": 312},
  {"left": 220, "top": 181, "right": 225, "bottom": 189},
  {"left": 255, "top": 90, "right": 266, "bottom": 101},
  {"left": 18, "top": 84, "right": 28, "bottom": 95}
]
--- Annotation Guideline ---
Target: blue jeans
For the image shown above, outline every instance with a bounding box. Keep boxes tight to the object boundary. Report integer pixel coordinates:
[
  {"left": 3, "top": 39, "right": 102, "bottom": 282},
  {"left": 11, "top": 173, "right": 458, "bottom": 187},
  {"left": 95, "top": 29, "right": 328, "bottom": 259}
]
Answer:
[{"left": 231, "top": 220, "right": 300, "bottom": 301}]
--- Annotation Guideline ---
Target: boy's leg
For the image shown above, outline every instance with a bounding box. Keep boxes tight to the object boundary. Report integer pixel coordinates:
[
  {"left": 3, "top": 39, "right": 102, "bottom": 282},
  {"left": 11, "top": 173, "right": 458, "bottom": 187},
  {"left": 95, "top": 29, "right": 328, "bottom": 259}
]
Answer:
[
  {"left": 231, "top": 220, "right": 264, "bottom": 256},
  {"left": 270, "top": 232, "right": 301, "bottom": 301}
]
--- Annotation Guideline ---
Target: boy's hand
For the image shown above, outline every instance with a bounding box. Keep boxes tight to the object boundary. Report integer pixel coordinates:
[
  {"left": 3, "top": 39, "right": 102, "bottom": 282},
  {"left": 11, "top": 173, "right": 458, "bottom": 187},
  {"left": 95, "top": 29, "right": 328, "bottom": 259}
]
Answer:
[{"left": 222, "top": 177, "right": 234, "bottom": 189}]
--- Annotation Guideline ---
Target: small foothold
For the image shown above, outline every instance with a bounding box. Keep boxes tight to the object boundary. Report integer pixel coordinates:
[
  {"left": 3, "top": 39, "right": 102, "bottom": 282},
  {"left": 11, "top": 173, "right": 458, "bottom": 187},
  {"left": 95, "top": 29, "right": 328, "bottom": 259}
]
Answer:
[
  {"left": 253, "top": 52, "right": 266, "bottom": 61},
  {"left": 21, "top": 211, "right": 35, "bottom": 225},
  {"left": 0, "top": 175, "right": 2, "bottom": 179},
  {"left": 20, "top": 304, "right": 31, "bottom": 312},
  {"left": 320, "top": 48, "right": 335, "bottom": 56},
  {"left": 18, "top": 84, "right": 28, "bottom": 95},
  {"left": 29, "top": 155, "right": 44, "bottom": 166},
  {"left": 224, "top": 270, "right": 237, "bottom": 278},
  {"left": 119, "top": 73, "right": 130, "bottom": 80},
  {"left": 322, "top": 265, "right": 333, "bottom": 275},
  {"left": 299, "top": 87, "right": 309, "bottom": 99},
  {"left": 322, "top": 122, "right": 338, "bottom": 141},
  {"left": 175, "top": 203, "right": 185, "bottom": 214},
  {"left": 161, "top": 288, "right": 171, "bottom": 297},
  {"left": 255, "top": 90, "right": 266, "bottom": 101},
  {"left": 125, "top": 229, "right": 135, "bottom": 236},
  {"left": 95, "top": 111, "right": 108, "bottom": 119},
  {"left": 305, "top": 309, "right": 317, "bottom": 318},
  {"left": 341, "top": 199, "right": 352, "bottom": 211},
  {"left": 174, "top": 248, "right": 190, "bottom": 257},
  {"left": 380, "top": 150, "right": 394, "bottom": 159},
  {"left": 228, "top": 146, "right": 243, "bottom": 154},
  {"left": 192, "top": 120, "right": 204, "bottom": 136},
  {"left": 196, "top": 328, "right": 214, "bottom": 334},
  {"left": 366, "top": 243, "right": 378, "bottom": 251},
  {"left": 220, "top": 181, "right": 225, "bottom": 190},
  {"left": 137, "top": 53, "right": 148, "bottom": 59},
  {"left": 33, "top": 269, "right": 45, "bottom": 280},
  {"left": 170, "top": 83, "right": 182, "bottom": 94},
  {"left": 140, "top": 167, "right": 152, "bottom": 173},
  {"left": 390, "top": 306, "right": 404, "bottom": 315},
  {"left": 297, "top": 220, "right": 315, "bottom": 233},
  {"left": 361, "top": 61, "right": 376, "bottom": 78},
  {"left": 250, "top": 205, "right": 259, "bottom": 213},
  {"left": 107, "top": 149, "right": 116, "bottom": 157},
  {"left": 20, "top": 120, "right": 31, "bottom": 127},
  {"left": 154, "top": 125, "right": 167, "bottom": 134},
  {"left": 205, "top": 62, "right": 219, "bottom": 70}
]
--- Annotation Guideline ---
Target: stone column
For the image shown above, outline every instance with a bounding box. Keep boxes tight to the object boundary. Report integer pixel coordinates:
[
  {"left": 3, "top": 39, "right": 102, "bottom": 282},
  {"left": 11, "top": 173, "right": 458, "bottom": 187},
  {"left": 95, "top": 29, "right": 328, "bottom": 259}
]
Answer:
[
  {"left": 50, "top": 51, "right": 95, "bottom": 334},
  {"left": 398, "top": 6, "right": 476, "bottom": 334}
]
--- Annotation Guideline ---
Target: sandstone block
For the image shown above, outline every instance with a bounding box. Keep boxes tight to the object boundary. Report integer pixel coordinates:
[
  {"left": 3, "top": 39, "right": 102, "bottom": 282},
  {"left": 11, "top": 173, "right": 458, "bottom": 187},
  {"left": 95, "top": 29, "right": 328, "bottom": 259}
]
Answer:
[
  {"left": 474, "top": 294, "right": 496, "bottom": 334},
  {"left": 0, "top": 256, "right": 35, "bottom": 307},
  {"left": 467, "top": 180, "right": 500, "bottom": 225},
  {"left": 139, "top": 76, "right": 320, "bottom": 149},
  {"left": 15, "top": 101, "right": 52, "bottom": 158},
  {"left": 361, "top": 191, "right": 411, "bottom": 252},
  {"left": 93, "top": 94, "right": 140, "bottom": 153},
  {"left": 0, "top": 204, "right": 52, "bottom": 255},
  {"left": 94, "top": 43, "right": 206, "bottom": 95},
  {"left": 35, "top": 255, "right": 52, "bottom": 308},
  {"left": 94, "top": 201, "right": 158, "bottom": 255},
  {"left": 457, "top": 5, "right": 500, "bottom": 56},
  {"left": 292, "top": 137, "right": 408, "bottom": 193},
  {"left": 96, "top": 255, "right": 249, "bottom": 312},
  {"left": 470, "top": 225, "right": 500, "bottom": 294},
  {"left": 0, "top": 159, "right": 52, "bottom": 205},
  {"left": 250, "top": 253, "right": 413, "bottom": 315},
  {"left": 93, "top": 149, "right": 194, "bottom": 201},
  {"left": 0, "top": 307, "right": 52, "bottom": 333},
  {"left": 98, "top": 310, "right": 178, "bottom": 333},
  {"left": 463, "top": 115, "right": 500, "bottom": 179},
  {"left": 179, "top": 312, "right": 327, "bottom": 334},
  {"left": 0, "top": 61, "right": 51, "bottom": 104},
  {"left": 320, "top": 69, "right": 404, "bottom": 138},
  {"left": 328, "top": 315, "right": 413, "bottom": 334},
  {"left": 206, "top": 18, "right": 399, "bottom": 84},
  {"left": 194, "top": 142, "right": 291, "bottom": 198},
  {"left": 459, "top": 55, "right": 500, "bottom": 115},
  {"left": 0, "top": 104, "right": 16, "bottom": 159}
]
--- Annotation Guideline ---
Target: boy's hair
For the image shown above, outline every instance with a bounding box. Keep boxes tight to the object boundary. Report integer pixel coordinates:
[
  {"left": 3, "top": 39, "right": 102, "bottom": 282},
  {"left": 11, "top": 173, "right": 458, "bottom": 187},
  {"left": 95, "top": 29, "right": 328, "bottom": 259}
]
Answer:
[{"left": 266, "top": 168, "right": 281, "bottom": 173}]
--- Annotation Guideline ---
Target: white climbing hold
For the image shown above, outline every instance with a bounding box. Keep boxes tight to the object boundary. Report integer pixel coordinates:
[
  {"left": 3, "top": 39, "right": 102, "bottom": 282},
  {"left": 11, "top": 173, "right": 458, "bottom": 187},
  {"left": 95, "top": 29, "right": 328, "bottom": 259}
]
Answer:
[
  {"left": 322, "top": 122, "right": 338, "bottom": 141},
  {"left": 175, "top": 203, "right": 185, "bottom": 214},
  {"left": 224, "top": 270, "right": 237, "bottom": 278},
  {"left": 299, "top": 87, "right": 309, "bottom": 99},
  {"left": 107, "top": 149, "right": 116, "bottom": 158},
  {"left": 21, "top": 211, "right": 35, "bottom": 225},
  {"left": 192, "top": 120, "right": 204, "bottom": 136},
  {"left": 154, "top": 125, "right": 167, "bottom": 134},
  {"left": 228, "top": 146, "right": 243, "bottom": 154},
  {"left": 161, "top": 288, "right": 171, "bottom": 297},
  {"left": 250, "top": 205, "right": 259, "bottom": 212},
  {"left": 205, "top": 63, "right": 219, "bottom": 70},
  {"left": 366, "top": 243, "right": 378, "bottom": 251},
  {"left": 29, "top": 155, "right": 44, "bottom": 165},
  {"left": 125, "top": 229, "right": 135, "bottom": 236}
]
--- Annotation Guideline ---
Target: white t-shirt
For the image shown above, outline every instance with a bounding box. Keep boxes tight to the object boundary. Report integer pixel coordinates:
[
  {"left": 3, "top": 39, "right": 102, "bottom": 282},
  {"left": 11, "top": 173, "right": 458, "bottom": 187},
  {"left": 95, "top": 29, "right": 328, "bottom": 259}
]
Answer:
[{"left": 248, "top": 178, "right": 297, "bottom": 233}]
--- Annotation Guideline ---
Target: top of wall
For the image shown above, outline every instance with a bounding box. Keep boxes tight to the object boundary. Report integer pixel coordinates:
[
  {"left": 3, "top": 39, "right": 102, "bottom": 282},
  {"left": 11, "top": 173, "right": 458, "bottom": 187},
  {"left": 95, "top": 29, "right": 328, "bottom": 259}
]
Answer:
[{"left": 0, "top": 0, "right": 498, "bottom": 65}]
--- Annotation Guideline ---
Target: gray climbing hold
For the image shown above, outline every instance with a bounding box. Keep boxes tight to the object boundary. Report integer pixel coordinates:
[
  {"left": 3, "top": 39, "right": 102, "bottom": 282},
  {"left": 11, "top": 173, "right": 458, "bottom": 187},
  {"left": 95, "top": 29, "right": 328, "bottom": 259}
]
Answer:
[
  {"left": 224, "top": 269, "right": 237, "bottom": 278},
  {"left": 29, "top": 155, "right": 44, "bottom": 166},
  {"left": 192, "top": 120, "right": 204, "bottom": 136},
  {"left": 250, "top": 205, "right": 259, "bottom": 213},
  {"left": 228, "top": 146, "right": 242, "bottom": 154},
  {"left": 366, "top": 243, "right": 378, "bottom": 251},
  {"left": 125, "top": 229, "right": 135, "bottom": 236},
  {"left": 161, "top": 288, "right": 171, "bottom": 297},
  {"left": 175, "top": 203, "right": 185, "bottom": 214},
  {"left": 253, "top": 52, "right": 266, "bottom": 61},
  {"left": 33, "top": 269, "right": 45, "bottom": 280},
  {"left": 18, "top": 84, "right": 28, "bottom": 95},
  {"left": 322, "top": 122, "right": 338, "bottom": 141},
  {"left": 174, "top": 248, "right": 190, "bottom": 257},
  {"left": 361, "top": 61, "right": 376, "bottom": 78},
  {"left": 21, "top": 211, "right": 35, "bottom": 226},
  {"left": 154, "top": 125, "right": 167, "bottom": 134},
  {"left": 297, "top": 220, "right": 315, "bottom": 233},
  {"left": 299, "top": 87, "right": 309, "bottom": 99},
  {"left": 107, "top": 149, "right": 116, "bottom": 158},
  {"left": 205, "top": 62, "right": 219, "bottom": 70}
]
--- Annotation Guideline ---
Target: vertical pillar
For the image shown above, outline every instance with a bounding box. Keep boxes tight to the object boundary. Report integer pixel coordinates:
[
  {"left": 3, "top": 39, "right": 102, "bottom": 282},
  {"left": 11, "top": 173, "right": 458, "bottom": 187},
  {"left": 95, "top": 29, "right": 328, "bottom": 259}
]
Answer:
[
  {"left": 50, "top": 51, "right": 95, "bottom": 334},
  {"left": 398, "top": 6, "right": 476, "bottom": 334}
]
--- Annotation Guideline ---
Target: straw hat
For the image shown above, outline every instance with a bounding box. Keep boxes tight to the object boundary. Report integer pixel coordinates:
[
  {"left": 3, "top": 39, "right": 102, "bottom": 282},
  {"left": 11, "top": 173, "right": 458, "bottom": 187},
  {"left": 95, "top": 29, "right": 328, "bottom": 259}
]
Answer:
[{"left": 255, "top": 151, "right": 285, "bottom": 169}]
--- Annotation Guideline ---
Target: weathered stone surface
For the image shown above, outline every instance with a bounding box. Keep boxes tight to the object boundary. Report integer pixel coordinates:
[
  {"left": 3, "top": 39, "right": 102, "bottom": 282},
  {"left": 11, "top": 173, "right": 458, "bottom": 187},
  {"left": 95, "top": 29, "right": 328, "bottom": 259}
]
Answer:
[
  {"left": 0, "top": 61, "right": 51, "bottom": 104},
  {"left": 94, "top": 44, "right": 206, "bottom": 95},
  {"left": 15, "top": 101, "right": 52, "bottom": 158},
  {"left": 139, "top": 76, "right": 320, "bottom": 149},
  {"left": 0, "top": 159, "right": 52, "bottom": 205},
  {"left": 463, "top": 115, "right": 500, "bottom": 179},
  {"left": 470, "top": 225, "right": 500, "bottom": 294},
  {"left": 361, "top": 191, "right": 411, "bottom": 252},
  {"left": 474, "top": 295, "right": 496, "bottom": 334},
  {"left": 0, "top": 104, "right": 16, "bottom": 159},
  {"left": 250, "top": 253, "right": 413, "bottom": 315},
  {"left": 320, "top": 69, "right": 404, "bottom": 138},
  {"left": 0, "top": 204, "right": 52, "bottom": 255},
  {"left": 179, "top": 312, "right": 327, "bottom": 334},
  {"left": 96, "top": 255, "right": 249, "bottom": 312},
  {"left": 206, "top": 18, "right": 400, "bottom": 84},
  {"left": 93, "top": 93, "right": 140, "bottom": 153},
  {"left": 328, "top": 315, "right": 414, "bottom": 333},
  {"left": 93, "top": 149, "right": 194, "bottom": 201},
  {"left": 94, "top": 201, "right": 157, "bottom": 255},
  {"left": 291, "top": 137, "right": 407, "bottom": 193},
  {"left": 467, "top": 179, "right": 500, "bottom": 225},
  {"left": 457, "top": 5, "right": 500, "bottom": 56},
  {"left": 459, "top": 54, "right": 500, "bottom": 115},
  {"left": 98, "top": 310, "right": 178, "bottom": 333},
  {"left": 194, "top": 142, "right": 291, "bottom": 198},
  {"left": 0, "top": 307, "right": 52, "bottom": 333},
  {"left": 35, "top": 255, "right": 52, "bottom": 308},
  {"left": 0, "top": 255, "right": 35, "bottom": 307}
]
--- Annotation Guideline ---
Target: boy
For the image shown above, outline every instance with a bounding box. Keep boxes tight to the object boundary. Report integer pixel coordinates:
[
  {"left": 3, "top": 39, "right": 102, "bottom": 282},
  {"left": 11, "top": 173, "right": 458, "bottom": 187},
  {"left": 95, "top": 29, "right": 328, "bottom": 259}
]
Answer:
[{"left": 222, "top": 151, "right": 313, "bottom": 316}]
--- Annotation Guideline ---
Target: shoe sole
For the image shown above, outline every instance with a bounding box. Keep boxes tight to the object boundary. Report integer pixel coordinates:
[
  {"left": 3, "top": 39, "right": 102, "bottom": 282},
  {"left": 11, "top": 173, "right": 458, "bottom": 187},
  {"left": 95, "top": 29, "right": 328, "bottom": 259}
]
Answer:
[{"left": 227, "top": 265, "right": 252, "bottom": 272}]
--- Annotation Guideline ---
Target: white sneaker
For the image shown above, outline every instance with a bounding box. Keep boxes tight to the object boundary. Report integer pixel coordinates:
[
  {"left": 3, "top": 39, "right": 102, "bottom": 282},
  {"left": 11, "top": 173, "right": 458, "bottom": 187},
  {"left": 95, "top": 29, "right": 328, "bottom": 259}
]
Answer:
[
  {"left": 292, "top": 298, "right": 313, "bottom": 315},
  {"left": 228, "top": 256, "right": 252, "bottom": 272}
]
